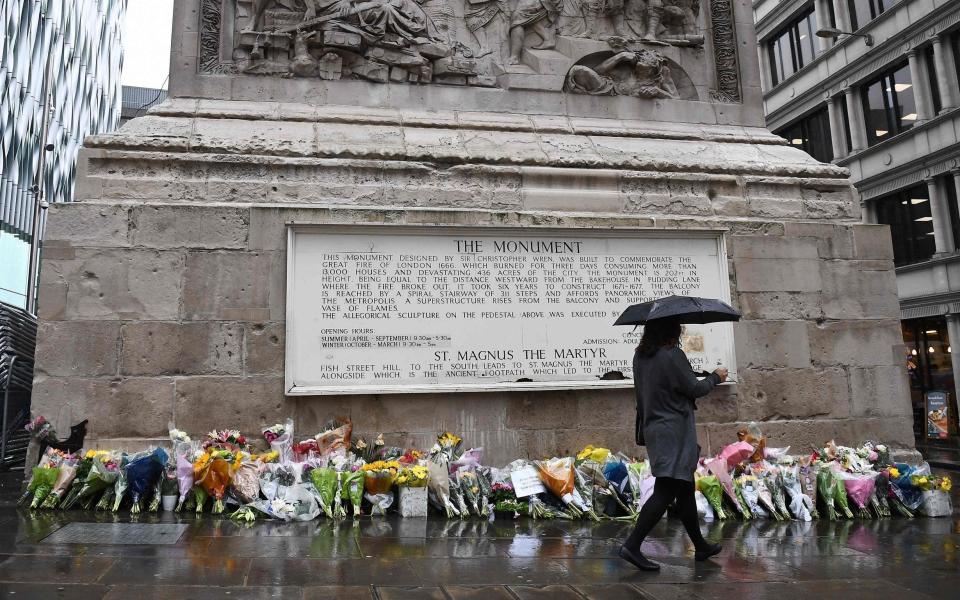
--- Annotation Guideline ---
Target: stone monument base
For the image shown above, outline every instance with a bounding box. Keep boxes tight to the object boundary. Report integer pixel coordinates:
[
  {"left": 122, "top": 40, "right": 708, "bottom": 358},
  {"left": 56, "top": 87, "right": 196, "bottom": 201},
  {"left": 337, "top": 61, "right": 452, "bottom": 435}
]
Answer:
[{"left": 32, "top": 99, "right": 914, "bottom": 464}]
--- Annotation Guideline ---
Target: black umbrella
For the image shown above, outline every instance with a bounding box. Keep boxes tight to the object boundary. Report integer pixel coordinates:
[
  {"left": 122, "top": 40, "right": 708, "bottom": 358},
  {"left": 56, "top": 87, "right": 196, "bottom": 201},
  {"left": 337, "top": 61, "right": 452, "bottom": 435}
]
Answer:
[{"left": 613, "top": 295, "right": 741, "bottom": 326}]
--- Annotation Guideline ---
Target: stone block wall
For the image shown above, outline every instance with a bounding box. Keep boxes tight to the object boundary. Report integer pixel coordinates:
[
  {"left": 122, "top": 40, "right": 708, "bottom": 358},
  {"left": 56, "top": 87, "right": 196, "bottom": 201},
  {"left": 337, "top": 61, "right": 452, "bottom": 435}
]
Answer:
[{"left": 31, "top": 100, "right": 914, "bottom": 464}]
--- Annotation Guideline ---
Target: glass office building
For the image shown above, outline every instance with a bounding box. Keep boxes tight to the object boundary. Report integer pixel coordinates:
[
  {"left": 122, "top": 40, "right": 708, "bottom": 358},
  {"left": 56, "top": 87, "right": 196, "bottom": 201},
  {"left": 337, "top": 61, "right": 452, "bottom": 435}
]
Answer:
[{"left": 1, "top": 0, "right": 125, "bottom": 310}]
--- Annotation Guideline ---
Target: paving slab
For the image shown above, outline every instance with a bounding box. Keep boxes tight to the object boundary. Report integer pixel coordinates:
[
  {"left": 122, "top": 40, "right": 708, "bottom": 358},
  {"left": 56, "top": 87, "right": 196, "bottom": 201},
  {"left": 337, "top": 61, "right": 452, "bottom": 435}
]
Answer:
[{"left": 0, "top": 508, "right": 955, "bottom": 600}]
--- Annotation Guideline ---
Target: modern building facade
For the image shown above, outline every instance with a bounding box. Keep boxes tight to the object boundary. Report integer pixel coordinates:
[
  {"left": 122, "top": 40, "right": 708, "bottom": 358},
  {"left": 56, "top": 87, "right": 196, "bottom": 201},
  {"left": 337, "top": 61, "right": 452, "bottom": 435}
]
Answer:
[
  {"left": 0, "top": 0, "right": 126, "bottom": 310},
  {"left": 754, "top": 0, "right": 960, "bottom": 449}
]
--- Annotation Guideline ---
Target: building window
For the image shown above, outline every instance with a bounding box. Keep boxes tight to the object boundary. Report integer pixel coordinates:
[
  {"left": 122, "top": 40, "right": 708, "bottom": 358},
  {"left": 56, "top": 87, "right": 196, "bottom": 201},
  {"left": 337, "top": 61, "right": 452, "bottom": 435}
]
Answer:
[
  {"left": 952, "top": 30, "right": 960, "bottom": 88},
  {"left": 767, "top": 6, "right": 819, "bottom": 86},
  {"left": 861, "top": 63, "right": 917, "bottom": 146},
  {"left": 848, "top": 0, "right": 894, "bottom": 31},
  {"left": 774, "top": 107, "right": 833, "bottom": 162},
  {"left": 840, "top": 97, "right": 852, "bottom": 154},
  {"left": 924, "top": 45, "right": 942, "bottom": 115},
  {"left": 873, "top": 184, "right": 935, "bottom": 266}
]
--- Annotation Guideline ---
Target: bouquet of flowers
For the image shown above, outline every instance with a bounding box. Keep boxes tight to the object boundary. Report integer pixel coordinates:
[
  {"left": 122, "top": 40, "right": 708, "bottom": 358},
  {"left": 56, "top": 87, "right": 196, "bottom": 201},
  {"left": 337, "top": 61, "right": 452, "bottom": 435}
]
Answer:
[
  {"left": 432, "top": 432, "right": 464, "bottom": 463},
  {"left": 263, "top": 419, "right": 294, "bottom": 462},
  {"left": 231, "top": 460, "right": 263, "bottom": 505},
  {"left": 456, "top": 468, "right": 483, "bottom": 516},
  {"left": 59, "top": 451, "right": 99, "bottom": 509},
  {"left": 817, "top": 468, "right": 838, "bottom": 520},
  {"left": 396, "top": 465, "right": 429, "bottom": 487},
  {"left": 871, "top": 471, "right": 891, "bottom": 518},
  {"left": 839, "top": 472, "right": 875, "bottom": 519},
  {"left": 535, "top": 457, "right": 587, "bottom": 518},
  {"left": 70, "top": 453, "right": 117, "bottom": 510},
  {"left": 426, "top": 460, "right": 459, "bottom": 518},
  {"left": 735, "top": 475, "right": 766, "bottom": 518},
  {"left": 767, "top": 470, "right": 791, "bottom": 520},
  {"left": 41, "top": 457, "right": 80, "bottom": 508},
  {"left": 204, "top": 429, "right": 249, "bottom": 452},
  {"left": 715, "top": 441, "right": 755, "bottom": 470},
  {"left": 314, "top": 418, "right": 353, "bottom": 456},
  {"left": 575, "top": 460, "right": 620, "bottom": 519},
  {"left": 707, "top": 458, "right": 749, "bottom": 518},
  {"left": 112, "top": 453, "right": 139, "bottom": 512},
  {"left": 310, "top": 466, "right": 339, "bottom": 518},
  {"left": 754, "top": 475, "right": 784, "bottom": 520},
  {"left": 780, "top": 466, "right": 812, "bottom": 521},
  {"left": 194, "top": 449, "right": 234, "bottom": 513},
  {"left": 127, "top": 448, "right": 168, "bottom": 514},
  {"left": 28, "top": 464, "right": 60, "bottom": 508},
  {"left": 25, "top": 415, "right": 58, "bottom": 442},
  {"left": 697, "top": 475, "right": 728, "bottom": 519},
  {"left": 18, "top": 448, "right": 57, "bottom": 505},
  {"left": 832, "top": 474, "right": 854, "bottom": 519},
  {"left": 797, "top": 462, "right": 820, "bottom": 519},
  {"left": 627, "top": 461, "right": 655, "bottom": 513},
  {"left": 340, "top": 469, "right": 365, "bottom": 517},
  {"left": 175, "top": 450, "right": 196, "bottom": 511},
  {"left": 362, "top": 460, "right": 399, "bottom": 516}
]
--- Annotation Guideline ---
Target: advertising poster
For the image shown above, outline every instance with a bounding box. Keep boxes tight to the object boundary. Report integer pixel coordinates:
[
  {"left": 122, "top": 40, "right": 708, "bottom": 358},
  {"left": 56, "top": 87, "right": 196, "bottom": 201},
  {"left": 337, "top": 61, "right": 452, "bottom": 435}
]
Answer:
[{"left": 925, "top": 391, "right": 949, "bottom": 439}]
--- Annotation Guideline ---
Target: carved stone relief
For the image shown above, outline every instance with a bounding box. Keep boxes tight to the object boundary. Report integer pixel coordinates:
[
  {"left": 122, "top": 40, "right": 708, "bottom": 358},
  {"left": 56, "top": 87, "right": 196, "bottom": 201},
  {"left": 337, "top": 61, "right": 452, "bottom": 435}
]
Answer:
[{"left": 198, "top": 0, "right": 740, "bottom": 101}]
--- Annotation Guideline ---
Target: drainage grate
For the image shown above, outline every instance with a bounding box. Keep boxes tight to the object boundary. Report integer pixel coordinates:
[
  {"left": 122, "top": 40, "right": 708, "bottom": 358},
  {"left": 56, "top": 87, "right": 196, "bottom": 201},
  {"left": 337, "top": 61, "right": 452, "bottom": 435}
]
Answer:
[{"left": 41, "top": 522, "right": 188, "bottom": 545}]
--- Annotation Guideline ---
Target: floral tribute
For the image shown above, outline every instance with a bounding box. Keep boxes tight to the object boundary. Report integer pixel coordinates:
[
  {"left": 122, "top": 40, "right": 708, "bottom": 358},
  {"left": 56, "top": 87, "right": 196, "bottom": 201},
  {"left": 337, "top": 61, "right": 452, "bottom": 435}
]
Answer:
[{"left": 19, "top": 415, "right": 952, "bottom": 523}]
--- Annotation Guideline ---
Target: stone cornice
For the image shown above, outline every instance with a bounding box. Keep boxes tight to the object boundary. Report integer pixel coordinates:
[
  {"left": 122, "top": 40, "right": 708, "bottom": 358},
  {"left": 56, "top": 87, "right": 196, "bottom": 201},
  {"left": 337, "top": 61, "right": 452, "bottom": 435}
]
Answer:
[{"left": 763, "top": 0, "right": 959, "bottom": 127}]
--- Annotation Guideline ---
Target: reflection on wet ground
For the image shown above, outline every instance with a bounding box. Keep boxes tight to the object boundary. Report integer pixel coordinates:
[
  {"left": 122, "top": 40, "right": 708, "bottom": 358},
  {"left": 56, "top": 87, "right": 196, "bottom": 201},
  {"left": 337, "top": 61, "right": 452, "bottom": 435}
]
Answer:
[{"left": 0, "top": 508, "right": 957, "bottom": 599}]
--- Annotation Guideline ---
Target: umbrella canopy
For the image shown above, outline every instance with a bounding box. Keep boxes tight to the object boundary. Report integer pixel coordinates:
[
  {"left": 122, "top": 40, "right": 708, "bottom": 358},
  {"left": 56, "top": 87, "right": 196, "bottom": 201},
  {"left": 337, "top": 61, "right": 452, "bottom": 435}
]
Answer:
[{"left": 613, "top": 295, "right": 741, "bottom": 326}]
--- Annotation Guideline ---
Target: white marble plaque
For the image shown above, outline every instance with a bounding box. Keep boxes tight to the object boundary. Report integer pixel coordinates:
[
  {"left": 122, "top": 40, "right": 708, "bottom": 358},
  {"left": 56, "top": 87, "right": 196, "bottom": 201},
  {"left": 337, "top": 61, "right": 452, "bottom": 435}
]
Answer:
[{"left": 286, "top": 226, "right": 735, "bottom": 395}]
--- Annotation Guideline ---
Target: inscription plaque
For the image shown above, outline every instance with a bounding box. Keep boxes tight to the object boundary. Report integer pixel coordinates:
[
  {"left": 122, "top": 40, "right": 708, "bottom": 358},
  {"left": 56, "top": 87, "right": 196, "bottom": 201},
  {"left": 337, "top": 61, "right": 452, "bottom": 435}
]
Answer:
[{"left": 286, "top": 226, "right": 735, "bottom": 394}]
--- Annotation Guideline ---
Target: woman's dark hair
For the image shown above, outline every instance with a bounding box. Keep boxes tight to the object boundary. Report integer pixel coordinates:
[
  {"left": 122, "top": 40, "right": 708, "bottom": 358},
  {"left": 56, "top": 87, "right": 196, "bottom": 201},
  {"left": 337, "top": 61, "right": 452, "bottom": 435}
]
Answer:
[{"left": 636, "top": 319, "right": 682, "bottom": 357}]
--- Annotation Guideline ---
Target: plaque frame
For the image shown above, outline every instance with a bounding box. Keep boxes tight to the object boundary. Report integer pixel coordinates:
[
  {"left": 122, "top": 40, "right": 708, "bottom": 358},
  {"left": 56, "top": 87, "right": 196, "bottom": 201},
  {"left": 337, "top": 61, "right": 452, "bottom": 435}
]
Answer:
[{"left": 285, "top": 224, "right": 735, "bottom": 395}]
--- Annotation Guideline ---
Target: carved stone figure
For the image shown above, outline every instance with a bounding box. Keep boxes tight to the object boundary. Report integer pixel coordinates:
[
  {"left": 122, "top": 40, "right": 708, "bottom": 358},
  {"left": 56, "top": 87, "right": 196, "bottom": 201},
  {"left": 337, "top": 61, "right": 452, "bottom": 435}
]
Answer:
[
  {"left": 581, "top": 0, "right": 630, "bottom": 40},
  {"left": 290, "top": 30, "right": 319, "bottom": 76},
  {"left": 508, "top": 0, "right": 560, "bottom": 64},
  {"left": 464, "top": 0, "right": 507, "bottom": 58},
  {"left": 566, "top": 49, "right": 678, "bottom": 98},
  {"left": 639, "top": 0, "right": 702, "bottom": 44}
]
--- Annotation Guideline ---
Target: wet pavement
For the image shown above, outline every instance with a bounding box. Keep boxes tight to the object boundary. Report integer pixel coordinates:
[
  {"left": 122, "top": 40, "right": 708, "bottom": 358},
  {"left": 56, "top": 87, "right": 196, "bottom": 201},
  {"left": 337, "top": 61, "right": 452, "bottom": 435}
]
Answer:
[{"left": 0, "top": 506, "right": 957, "bottom": 599}]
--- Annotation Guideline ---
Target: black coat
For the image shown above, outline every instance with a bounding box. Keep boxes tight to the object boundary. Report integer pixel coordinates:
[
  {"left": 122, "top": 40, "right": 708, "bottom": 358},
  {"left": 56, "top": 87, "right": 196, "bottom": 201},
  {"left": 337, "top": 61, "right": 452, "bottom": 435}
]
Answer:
[{"left": 633, "top": 346, "right": 720, "bottom": 481}]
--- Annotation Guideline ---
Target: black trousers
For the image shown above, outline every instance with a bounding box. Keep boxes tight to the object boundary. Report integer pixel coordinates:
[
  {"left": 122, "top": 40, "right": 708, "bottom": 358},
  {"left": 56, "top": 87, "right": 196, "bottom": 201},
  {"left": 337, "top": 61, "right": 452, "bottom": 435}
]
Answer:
[{"left": 624, "top": 476, "right": 707, "bottom": 552}]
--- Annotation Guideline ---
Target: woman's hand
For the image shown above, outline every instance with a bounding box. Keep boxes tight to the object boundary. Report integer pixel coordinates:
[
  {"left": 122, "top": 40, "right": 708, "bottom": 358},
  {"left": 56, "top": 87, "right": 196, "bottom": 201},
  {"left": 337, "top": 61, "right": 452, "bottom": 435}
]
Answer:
[{"left": 713, "top": 367, "right": 728, "bottom": 383}]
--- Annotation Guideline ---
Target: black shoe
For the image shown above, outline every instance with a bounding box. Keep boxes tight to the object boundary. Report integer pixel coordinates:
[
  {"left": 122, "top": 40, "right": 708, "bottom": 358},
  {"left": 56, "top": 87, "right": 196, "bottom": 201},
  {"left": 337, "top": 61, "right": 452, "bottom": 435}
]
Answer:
[
  {"left": 618, "top": 545, "right": 660, "bottom": 571},
  {"left": 694, "top": 543, "right": 722, "bottom": 561}
]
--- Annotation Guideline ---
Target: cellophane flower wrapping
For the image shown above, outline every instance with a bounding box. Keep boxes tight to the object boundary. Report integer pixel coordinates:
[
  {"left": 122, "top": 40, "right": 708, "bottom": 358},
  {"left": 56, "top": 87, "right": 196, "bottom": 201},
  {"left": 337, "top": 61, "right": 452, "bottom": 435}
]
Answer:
[
  {"left": 427, "top": 460, "right": 459, "bottom": 518},
  {"left": 707, "top": 458, "right": 749, "bottom": 518},
  {"left": 263, "top": 418, "right": 295, "bottom": 463},
  {"left": 767, "top": 471, "right": 791, "bottom": 519},
  {"left": 314, "top": 418, "right": 353, "bottom": 456},
  {"left": 832, "top": 475, "right": 854, "bottom": 518},
  {"left": 754, "top": 476, "right": 783, "bottom": 520},
  {"left": 41, "top": 460, "right": 79, "bottom": 508},
  {"left": 79, "top": 456, "right": 118, "bottom": 509},
  {"left": 456, "top": 468, "right": 482, "bottom": 516},
  {"left": 175, "top": 453, "right": 195, "bottom": 510},
  {"left": 849, "top": 473, "right": 876, "bottom": 518},
  {"left": 29, "top": 466, "right": 60, "bottom": 508},
  {"left": 695, "top": 490, "right": 714, "bottom": 521},
  {"left": 697, "top": 475, "right": 727, "bottom": 519},
  {"left": 477, "top": 466, "right": 494, "bottom": 516},
  {"left": 450, "top": 447, "right": 483, "bottom": 474},
  {"left": 113, "top": 452, "right": 143, "bottom": 512},
  {"left": 891, "top": 463, "right": 925, "bottom": 510},
  {"left": 573, "top": 462, "right": 605, "bottom": 520},
  {"left": 797, "top": 463, "right": 820, "bottom": 519},
  {"left": 627, "top": 461, "right": 654, "bottom": 512},
  {"left": 341, "top": 469, "right": 365, "bottom": 516},
  {"left": 736, "top": 475, "right": 766, "bottom": 518},
  {"left": 817, "top": 468, "right": 837, "bottom": 520},
  {"left": 60, "top": 455, "right": 94, "bottom": 509},
  {"left": 535, "top": 457, "right": 584, "bottom": 517},
  {"left": 197, "top": 456, "right": 233, "bottom": 513},
  {"left": 716, "top": 442, "right": 755, "bottom": 470},
  {"left": 310, "top": 467, "right": 338, "bottom": 518},
  {"left": 231, "top": 461, "right": 262, "bottom": 505},
  {"left": 781, "top": 467, "right": 812, "bottom": 521},
  {"left": 127, "top": 448, "right": 168, "bottom": 514}
]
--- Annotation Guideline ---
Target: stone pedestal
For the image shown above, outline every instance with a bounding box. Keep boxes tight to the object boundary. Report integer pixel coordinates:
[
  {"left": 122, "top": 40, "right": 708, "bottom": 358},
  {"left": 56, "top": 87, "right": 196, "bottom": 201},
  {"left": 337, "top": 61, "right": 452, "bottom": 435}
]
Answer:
[{"left": 29, "top": 0, "right": 916, "bottom": 464}]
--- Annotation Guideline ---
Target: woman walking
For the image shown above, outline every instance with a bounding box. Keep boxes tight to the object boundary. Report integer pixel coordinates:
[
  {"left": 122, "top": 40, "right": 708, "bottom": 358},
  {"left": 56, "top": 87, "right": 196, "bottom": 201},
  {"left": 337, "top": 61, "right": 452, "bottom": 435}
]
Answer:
[{"left": 619, "top": 319, "right": 727, "bottom": 571}]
